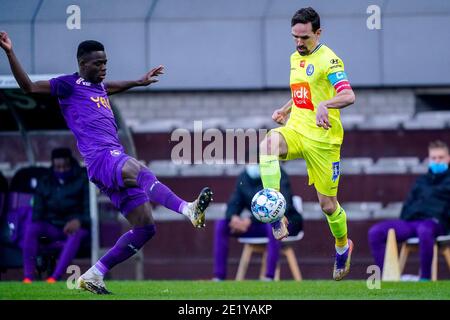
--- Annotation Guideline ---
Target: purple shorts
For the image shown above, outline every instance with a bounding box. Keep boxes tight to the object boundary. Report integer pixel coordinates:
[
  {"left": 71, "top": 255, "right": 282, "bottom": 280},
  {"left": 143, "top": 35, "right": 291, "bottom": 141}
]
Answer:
[{"left": 87, "top": 149, "right": 149, "bottom": 215}]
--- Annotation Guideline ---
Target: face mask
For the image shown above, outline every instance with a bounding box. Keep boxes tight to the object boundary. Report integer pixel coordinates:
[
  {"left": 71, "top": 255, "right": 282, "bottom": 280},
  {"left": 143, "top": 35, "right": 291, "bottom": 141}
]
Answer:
[
  {"left": 428, "top": 161, "right": 448, "bottom": 174},
  {"left": 245, "top": 165, "right": 260, "bottom": 179}
]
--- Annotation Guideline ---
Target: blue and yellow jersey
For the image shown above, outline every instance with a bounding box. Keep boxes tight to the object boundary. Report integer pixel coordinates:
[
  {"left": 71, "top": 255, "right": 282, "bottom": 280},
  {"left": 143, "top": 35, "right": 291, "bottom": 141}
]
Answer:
[{"left": 287, "top": 44, "right": 352, "bottom": 145}]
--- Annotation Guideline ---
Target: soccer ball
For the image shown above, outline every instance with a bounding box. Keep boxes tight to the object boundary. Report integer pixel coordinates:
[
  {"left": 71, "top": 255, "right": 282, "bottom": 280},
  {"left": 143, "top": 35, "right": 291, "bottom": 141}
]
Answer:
[{"left": 251, "top": 188, "right": 286, "bottom": 223}]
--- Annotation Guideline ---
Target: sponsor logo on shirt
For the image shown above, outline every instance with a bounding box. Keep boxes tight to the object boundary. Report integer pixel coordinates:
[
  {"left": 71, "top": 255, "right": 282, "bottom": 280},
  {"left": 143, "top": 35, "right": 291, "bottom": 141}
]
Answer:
[
  {"left": 330, "top": 59, "right": 340, "bottom": 65},
  {"left": 332, "top": 161, "right": 340, "bottom": 182},
  {"left": 291, "top": 82, "right": 314, "bottom": 111},
  {"left": 90, "top": 96, "right": 112, "bottom": 110},
  {"left": 110, "top": 150, "right": 122, "bottom": 157},
  {"left": 76, "top": 77, "right": 91, "bottom": 86},
  {"left": 329, "top": 64, "right": 343, "bottom": 70},
  {"left": 306, "top": 64, "right": 314, "bottom": 76}
]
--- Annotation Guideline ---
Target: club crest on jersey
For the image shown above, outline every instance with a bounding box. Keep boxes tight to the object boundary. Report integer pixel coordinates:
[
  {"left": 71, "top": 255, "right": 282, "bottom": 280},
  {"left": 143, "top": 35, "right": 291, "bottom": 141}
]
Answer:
[
  {"left": 332, "top": 161, "right": 340, "bottom": 182},
  {"left": 306, "top": 64, "right": 314, "bottom": 76}
]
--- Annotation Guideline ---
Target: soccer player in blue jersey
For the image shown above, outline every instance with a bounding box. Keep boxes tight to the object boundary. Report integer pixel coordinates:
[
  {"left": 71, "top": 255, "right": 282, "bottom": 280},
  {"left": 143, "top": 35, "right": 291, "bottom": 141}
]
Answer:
[{"left": 1, "top": 31, "right": 213, "bottom": 294}]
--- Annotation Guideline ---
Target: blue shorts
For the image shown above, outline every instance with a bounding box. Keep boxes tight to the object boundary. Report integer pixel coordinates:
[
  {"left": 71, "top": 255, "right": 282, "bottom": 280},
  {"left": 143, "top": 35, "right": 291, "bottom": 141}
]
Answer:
[{"left": 87, "top": 149, "right": 149, "bottom": 215}]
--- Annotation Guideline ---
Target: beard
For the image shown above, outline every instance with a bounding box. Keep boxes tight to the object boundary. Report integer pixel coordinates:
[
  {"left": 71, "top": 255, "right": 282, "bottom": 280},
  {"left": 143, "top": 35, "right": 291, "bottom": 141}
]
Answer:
[{"left": 297, "top": 46, "right": 309, "bottom": 56}]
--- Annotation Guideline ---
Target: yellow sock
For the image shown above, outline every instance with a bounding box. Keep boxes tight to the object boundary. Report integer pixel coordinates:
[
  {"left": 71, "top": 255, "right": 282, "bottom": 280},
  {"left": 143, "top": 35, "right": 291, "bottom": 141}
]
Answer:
[
  {"left": 324, "top": 204, "right": 348, "bottom": 247},
  {"left": 336, "top": 235, "right": 348, "bottom": 248},
  {"left": 259, "top": 154, "right": 280, "bottom": 191}
]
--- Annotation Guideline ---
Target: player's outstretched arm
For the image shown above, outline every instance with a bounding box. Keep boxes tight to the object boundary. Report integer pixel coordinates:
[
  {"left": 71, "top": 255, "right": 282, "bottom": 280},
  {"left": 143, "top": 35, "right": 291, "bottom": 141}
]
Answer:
[
  {"left": 0, "top": 31, "right": 50, "bottom": 94},
  {"left": 106, "top": 65, "right": 164, "bottom": 95}
]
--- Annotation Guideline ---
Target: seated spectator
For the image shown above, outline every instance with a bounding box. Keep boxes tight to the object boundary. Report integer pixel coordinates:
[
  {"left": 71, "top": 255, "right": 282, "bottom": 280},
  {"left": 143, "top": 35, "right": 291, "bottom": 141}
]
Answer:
[
  {"left": 213, "top": 164, "right": 303, "bottom": 281},
  {"left": 368, "top": 140, "right": 450, "bottom": 280},
  {"left": 22, "top": 148, "right": 90, "bottom": 283}
]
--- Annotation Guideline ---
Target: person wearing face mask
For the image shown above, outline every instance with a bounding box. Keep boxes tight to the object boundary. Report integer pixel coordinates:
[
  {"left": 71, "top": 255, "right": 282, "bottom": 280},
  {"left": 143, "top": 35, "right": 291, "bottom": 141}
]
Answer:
[
  {"left": 368, "top": 140, "right": 450, "bottom": 281},
  {"left": 22, "top": 148, "right": 90, "bottom": 284},
  {"left": 213, "top": 164, "right": 303, "bottom": 281}
]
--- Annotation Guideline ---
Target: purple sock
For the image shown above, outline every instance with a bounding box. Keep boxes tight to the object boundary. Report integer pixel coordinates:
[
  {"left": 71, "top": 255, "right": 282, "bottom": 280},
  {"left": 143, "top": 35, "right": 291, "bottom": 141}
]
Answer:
[
  {"left": 99, "top": 224, "right": 156, "bottom": 272},
  {"left": 136, "top": 168, "right": 187, "bottom": 214}
]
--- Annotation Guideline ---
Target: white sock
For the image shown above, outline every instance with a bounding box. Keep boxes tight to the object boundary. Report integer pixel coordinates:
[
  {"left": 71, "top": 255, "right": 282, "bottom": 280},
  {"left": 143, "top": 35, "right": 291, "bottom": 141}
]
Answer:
[
  {"left": 181, "top": 202, "right": 191, "bottom": 216},
  {"left": 86, "top": 265, "right": 104, "bottom": 278},
  {"left": 335, "top": 243, "right": 349, "bottom": 255}
]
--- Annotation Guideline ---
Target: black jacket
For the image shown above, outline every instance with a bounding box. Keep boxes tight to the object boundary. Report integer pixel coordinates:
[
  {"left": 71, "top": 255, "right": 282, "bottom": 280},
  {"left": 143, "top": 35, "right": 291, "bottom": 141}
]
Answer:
[
  {"left": 32, "top": 162, "right": 90, "bottom": 229},
  {"left": 400, "top": 168, "right": 450, "bottom": 232},
  {"left": 225, "top": 168, "right": 303, "bottom": 231}
]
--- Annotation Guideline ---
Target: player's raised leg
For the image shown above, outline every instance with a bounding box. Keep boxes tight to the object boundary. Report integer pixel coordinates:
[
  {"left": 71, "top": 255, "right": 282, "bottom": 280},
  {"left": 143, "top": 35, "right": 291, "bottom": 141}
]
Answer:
[
  {"left": 259, "top": 132, "right": 289, "bottom": 240},
  {"left": 122, "top": 158, "right": 213, "bottom": 228},
  {"left": 77, "top": 203, "right": 156, "bottom": 294},
  {"left": 318, "top": 193, "right": 353, "bottom": 280},
  {"left": 259, "top": 132, "right": 287, "bottom": 191}
]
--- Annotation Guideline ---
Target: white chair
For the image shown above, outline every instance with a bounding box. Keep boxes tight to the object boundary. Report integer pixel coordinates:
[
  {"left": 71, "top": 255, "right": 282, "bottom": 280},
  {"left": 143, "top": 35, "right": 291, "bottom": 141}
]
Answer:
[
  {"left": 398, "top": 234, "right": 450, "bottom": 281},
  {"left": 235, "top": 195, "right": 304, "bottom": 281},
  {"left": 235, "top": 231, "right": 304, "bottom": 281}
]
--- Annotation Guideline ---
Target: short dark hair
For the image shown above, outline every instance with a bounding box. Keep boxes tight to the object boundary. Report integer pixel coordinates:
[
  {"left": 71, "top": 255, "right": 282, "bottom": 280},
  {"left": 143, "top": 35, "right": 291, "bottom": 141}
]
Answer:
[
  {"left": 429, "top": 140, "right": 449, "bottom": 152},
  {"left": 51, "top": 147, "right": 72, "bottom": 160},
  {"left": 77, "top": 40, "right": 104, "bottom": 60},
  {"left": 291, "top": 7, "right": 320, "bottom": 32}
]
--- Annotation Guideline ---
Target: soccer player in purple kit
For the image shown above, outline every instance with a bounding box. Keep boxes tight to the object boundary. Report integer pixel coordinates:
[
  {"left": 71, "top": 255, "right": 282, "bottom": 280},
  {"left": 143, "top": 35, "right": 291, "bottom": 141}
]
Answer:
[{"left": 0, "top": 31, "right": 213, "bottom": 294}]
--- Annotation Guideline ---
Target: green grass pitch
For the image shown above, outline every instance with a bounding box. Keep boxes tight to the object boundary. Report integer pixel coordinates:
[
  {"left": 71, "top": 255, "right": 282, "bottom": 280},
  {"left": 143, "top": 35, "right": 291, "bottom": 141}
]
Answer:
[{"left": 1, "top": 280, "right": 450, "bottom": 300}]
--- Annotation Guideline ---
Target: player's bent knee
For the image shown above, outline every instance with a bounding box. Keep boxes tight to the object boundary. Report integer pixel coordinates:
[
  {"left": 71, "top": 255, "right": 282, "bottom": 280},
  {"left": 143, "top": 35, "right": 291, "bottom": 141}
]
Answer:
[
  {"left": 320, "top": 203, "right": 336, "bottom": 215},
  {"left": 131, "top": 224, "right": 156, "bottom": 248},
  {"left": 260, "top": 133, "right": 285, "bottom": 156},
  {"left": 127, "top": 204, "right": 154, "bottom": 227},
  {"left": 259, "top": 138, "right": 270, "bottom": 155}
]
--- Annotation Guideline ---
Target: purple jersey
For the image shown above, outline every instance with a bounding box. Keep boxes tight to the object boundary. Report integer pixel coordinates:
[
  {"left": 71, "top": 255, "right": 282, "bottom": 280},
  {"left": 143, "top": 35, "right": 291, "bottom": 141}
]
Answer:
[{"left": 49, "top": 73, "right": 123, "bottom": 167}]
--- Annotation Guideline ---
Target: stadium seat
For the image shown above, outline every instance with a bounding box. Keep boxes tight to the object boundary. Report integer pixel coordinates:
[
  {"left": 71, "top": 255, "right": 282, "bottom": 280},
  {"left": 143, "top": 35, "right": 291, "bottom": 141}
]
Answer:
[
  {"left": 131, "top": 118, "right": 187, "bottom": 133},
  {"left": 0, "top": 166, "right": 50, "bottom": 274},
  {"left": 148, "top": 160, "right": 182, "bottom": 177},
  {"left": 235, "top": 231, "right": 304, "bottom": 281},
  {"left": 282, "top": 160, "right": 307, "bottom": 176},
  {"left": 341, "top": 202, "right": 382, "bottom": 220},
  {"left": 340, "top": 157, "right": 374, "bottom": 175},
  {"left": 365, "top": 157, "right": 420, "bottom": 174},
  {"left": 0, "top": 162, "right": 11, "bottom": 173},
  {"left": 398, "top": 234, "right": 450, "bottom": 281},
  {"left": 340, "top": 114, "right": 366, "bottom": 130},
  {"left": 223, "top": 164, "right": 245, "bottom": 176},
  {"left": 382, "top": 228, "right": 450, "bottom": 281},
  {"left": 362, "top": 114, "right": 411, "bottom": 130},
  {"left": 373, "top": 202, "right": 403, "bottom": 219},
  {"left": 403, "top": 111, "right": 450, "bottom": 130},
  {"left": 180, "top": 163, "right": 226, "bottom": 176}
]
